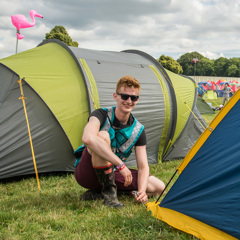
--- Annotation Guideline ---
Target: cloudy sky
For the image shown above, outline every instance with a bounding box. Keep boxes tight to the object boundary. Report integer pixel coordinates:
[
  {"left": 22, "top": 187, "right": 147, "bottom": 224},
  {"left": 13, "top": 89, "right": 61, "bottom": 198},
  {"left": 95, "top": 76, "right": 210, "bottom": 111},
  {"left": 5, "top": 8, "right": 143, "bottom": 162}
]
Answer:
[{"left": 1, "top": 0, "right": 240, "bottom": 60}]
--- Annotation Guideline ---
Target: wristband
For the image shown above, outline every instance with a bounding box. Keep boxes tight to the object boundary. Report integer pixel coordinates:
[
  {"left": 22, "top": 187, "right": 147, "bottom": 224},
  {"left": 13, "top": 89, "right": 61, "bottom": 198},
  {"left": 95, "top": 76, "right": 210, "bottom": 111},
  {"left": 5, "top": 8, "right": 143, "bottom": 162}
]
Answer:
[{"left": 116, "top": 162, "right": 126, "bottom": 171}]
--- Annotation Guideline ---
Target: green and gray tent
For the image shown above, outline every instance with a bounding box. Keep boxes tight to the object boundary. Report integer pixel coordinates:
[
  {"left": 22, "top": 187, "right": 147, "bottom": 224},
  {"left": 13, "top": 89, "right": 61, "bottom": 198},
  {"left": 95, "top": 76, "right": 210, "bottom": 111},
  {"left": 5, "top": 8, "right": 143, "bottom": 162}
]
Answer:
[{"left": 0, "top": 39, "right": 206, "bottom": 180}]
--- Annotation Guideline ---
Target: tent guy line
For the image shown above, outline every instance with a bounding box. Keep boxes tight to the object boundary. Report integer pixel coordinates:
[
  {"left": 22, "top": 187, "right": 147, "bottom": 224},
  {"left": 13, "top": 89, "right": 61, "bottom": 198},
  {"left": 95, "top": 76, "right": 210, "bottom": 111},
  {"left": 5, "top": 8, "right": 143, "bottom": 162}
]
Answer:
[{"left": 18, "top": 78, "right": 41, "bottom": 191}]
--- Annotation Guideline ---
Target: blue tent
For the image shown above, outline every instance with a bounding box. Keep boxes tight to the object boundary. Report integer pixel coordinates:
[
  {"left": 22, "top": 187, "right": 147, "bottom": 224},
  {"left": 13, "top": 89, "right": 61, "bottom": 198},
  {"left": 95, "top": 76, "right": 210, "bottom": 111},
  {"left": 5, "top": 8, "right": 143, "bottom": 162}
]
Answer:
[
  {"left": 198, "top": 81, "right": 211, "bottom": 87},
  {"left": 147, "top": 89, "right": 240, "bottom": 240},
  {"left": 197, "top": 83, "right": 205, "bottom": 97}
]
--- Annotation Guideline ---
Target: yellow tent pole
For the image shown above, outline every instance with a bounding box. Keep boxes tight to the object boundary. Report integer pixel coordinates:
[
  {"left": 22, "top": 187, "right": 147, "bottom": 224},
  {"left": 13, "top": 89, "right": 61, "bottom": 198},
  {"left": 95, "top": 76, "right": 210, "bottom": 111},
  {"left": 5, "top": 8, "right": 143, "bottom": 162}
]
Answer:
[{"left": 18, "top": 79, "right": 41, "bottom": 191}]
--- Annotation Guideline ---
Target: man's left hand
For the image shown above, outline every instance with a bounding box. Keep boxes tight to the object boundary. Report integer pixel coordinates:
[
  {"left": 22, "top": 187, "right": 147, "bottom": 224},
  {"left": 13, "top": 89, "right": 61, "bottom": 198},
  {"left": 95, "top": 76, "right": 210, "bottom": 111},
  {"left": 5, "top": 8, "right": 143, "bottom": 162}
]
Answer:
[{"left": 135, "top": 191, "right": 148, "bottom": 204}]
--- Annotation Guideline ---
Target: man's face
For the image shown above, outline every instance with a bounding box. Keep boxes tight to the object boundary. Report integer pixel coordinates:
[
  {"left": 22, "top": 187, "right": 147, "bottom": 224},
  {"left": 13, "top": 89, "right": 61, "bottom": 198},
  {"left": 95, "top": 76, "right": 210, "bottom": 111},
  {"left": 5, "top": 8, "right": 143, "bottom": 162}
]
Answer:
[{"left": 113, "top": 86, "right": 140, "bottom": 114}]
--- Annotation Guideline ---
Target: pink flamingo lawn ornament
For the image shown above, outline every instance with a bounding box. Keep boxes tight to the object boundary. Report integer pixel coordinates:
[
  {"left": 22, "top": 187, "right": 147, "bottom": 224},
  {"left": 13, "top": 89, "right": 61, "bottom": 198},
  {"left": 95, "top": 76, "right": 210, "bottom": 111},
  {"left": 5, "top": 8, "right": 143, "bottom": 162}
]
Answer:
[{"left": 11, "top": 10, "right": 43, "bottom": 53}]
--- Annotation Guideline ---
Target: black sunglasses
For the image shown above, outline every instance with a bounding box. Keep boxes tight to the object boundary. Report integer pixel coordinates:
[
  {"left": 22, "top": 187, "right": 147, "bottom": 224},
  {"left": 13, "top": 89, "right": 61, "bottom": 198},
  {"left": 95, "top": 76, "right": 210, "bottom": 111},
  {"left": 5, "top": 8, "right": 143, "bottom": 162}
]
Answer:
[{"left": 117, "top": 93, "right": 139, "bottom": 102}]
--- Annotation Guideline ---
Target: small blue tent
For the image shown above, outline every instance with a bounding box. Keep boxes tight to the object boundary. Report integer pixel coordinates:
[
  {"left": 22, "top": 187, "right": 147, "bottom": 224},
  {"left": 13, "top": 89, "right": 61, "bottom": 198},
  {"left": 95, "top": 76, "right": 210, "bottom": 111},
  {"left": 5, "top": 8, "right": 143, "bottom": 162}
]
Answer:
[
  {"left": 197, "top": 83, "right": 205, "bottom": 97},
  {"left": 147, "top": 89, "right": 240, "bottom": 240}
]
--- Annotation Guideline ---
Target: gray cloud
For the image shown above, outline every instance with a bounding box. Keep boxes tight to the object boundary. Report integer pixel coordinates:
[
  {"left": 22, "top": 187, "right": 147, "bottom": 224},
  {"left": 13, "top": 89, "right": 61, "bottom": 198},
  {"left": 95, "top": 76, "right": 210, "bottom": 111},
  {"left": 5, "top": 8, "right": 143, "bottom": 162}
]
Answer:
[{"left": 1, "top": 0, "right": 240, "bottom": 60}]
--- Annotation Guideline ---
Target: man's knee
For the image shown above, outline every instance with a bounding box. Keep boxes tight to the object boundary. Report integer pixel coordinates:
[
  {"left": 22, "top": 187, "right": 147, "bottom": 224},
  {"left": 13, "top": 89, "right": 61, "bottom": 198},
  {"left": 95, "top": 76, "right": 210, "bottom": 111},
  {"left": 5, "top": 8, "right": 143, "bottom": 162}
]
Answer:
[
  {"left": 91, "top": 131, "right": 111, "bottom": 166},
  {"left": 98, "top": 131, "right": 111, "bottom": 145},
  {"left": 147, "top": 176, "right": 165, "bottom": 195}
]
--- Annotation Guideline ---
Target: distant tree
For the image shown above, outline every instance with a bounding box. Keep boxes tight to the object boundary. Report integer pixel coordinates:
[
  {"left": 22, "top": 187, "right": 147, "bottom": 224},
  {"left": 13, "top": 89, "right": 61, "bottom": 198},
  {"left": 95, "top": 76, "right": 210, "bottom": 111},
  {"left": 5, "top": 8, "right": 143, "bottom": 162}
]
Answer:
[
  {"left": 197, "top": 58, "right": 215, "bottom": 76},
  {"left": 213, "top": 57, "right": 229, "bottom": 76},
  {"left": 226, "top": 64, "right": 238, "bottom": 77},
  {"left": 174, "top": 52, "right": 240, "bottom": 77},
  {"left": 226, "top": 58, "right": 240, "bottom": 77},
  {"left": 158, "top": 55, "right": 183, "bottom": 74},
  {"left": 177, "top": 52, "right": 204, "bottom": 76},
  {"left": 45, "top": 26, "right": 79, "bottom": 47}
]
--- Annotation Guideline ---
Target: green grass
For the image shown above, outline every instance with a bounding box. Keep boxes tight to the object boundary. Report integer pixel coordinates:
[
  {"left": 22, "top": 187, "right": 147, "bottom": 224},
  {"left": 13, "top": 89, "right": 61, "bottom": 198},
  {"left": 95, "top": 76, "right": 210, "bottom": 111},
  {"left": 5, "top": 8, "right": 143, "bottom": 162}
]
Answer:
[
  {"left": 0, "top": 98, "right": 222, "bottom": 240},
  {"left": 0, "top": 163, "right": 197, "bottom": 240}
]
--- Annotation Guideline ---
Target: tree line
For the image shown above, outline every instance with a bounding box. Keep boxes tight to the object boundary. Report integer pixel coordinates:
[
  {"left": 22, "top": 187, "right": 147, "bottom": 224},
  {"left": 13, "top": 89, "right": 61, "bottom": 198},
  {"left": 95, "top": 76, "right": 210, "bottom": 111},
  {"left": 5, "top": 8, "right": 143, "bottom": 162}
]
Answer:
[
  {"left": 45, "top": 26, "right": 239, "bottom": 77},
  {"left": 158, "top": 52, "right": 240, "bottom": 77}
]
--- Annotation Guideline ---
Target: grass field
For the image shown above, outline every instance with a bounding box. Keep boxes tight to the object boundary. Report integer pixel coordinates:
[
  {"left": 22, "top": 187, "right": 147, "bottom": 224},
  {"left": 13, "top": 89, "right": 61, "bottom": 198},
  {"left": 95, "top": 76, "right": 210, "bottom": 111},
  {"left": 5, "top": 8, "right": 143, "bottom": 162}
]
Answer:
[{"left": 0, "top": 98, "right": 223, "bottom": 240}]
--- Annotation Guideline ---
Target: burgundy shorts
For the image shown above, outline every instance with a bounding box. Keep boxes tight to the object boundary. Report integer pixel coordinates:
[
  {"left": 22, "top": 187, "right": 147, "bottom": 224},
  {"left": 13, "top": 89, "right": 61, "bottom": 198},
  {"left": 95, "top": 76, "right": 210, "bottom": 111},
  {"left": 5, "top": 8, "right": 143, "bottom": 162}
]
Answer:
[{"left": 74, "top": 148, "right": 138, "bottom": 191}]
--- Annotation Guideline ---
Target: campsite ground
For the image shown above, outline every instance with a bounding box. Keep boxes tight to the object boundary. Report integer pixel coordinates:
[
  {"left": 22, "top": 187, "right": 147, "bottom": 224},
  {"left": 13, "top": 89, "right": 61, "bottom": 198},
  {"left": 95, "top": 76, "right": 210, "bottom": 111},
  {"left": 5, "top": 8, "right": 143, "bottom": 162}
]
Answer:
[
  {"left": 0, "top": 98, "right": 222, "bottom": 240},
  {"left": 202, "top": 97, "right": 223, "bottom": 124}
]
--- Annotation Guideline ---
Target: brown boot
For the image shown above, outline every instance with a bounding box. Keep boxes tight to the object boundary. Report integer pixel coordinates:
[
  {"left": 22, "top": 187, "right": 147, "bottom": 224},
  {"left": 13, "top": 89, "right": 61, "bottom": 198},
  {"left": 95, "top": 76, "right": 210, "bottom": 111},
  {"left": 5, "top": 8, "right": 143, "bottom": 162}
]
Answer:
[{"left": 94, "top": 165, "right": 124, "bottom": 209}]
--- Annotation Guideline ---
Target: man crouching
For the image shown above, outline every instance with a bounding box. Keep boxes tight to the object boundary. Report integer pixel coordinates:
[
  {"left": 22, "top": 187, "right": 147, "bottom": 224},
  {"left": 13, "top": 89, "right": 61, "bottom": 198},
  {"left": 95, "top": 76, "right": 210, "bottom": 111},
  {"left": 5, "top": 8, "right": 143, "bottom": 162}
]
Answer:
[{"left": 74, "top": 75, "right": 165, "bottom": 208}]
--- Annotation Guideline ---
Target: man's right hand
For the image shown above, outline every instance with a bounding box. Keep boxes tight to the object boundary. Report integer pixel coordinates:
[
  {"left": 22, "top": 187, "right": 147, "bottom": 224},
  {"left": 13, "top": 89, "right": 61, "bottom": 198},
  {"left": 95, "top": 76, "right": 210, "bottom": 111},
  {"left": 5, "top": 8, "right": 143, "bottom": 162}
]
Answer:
[{"left": 119, "top": 167, "right": 133, "bottom": 187}]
